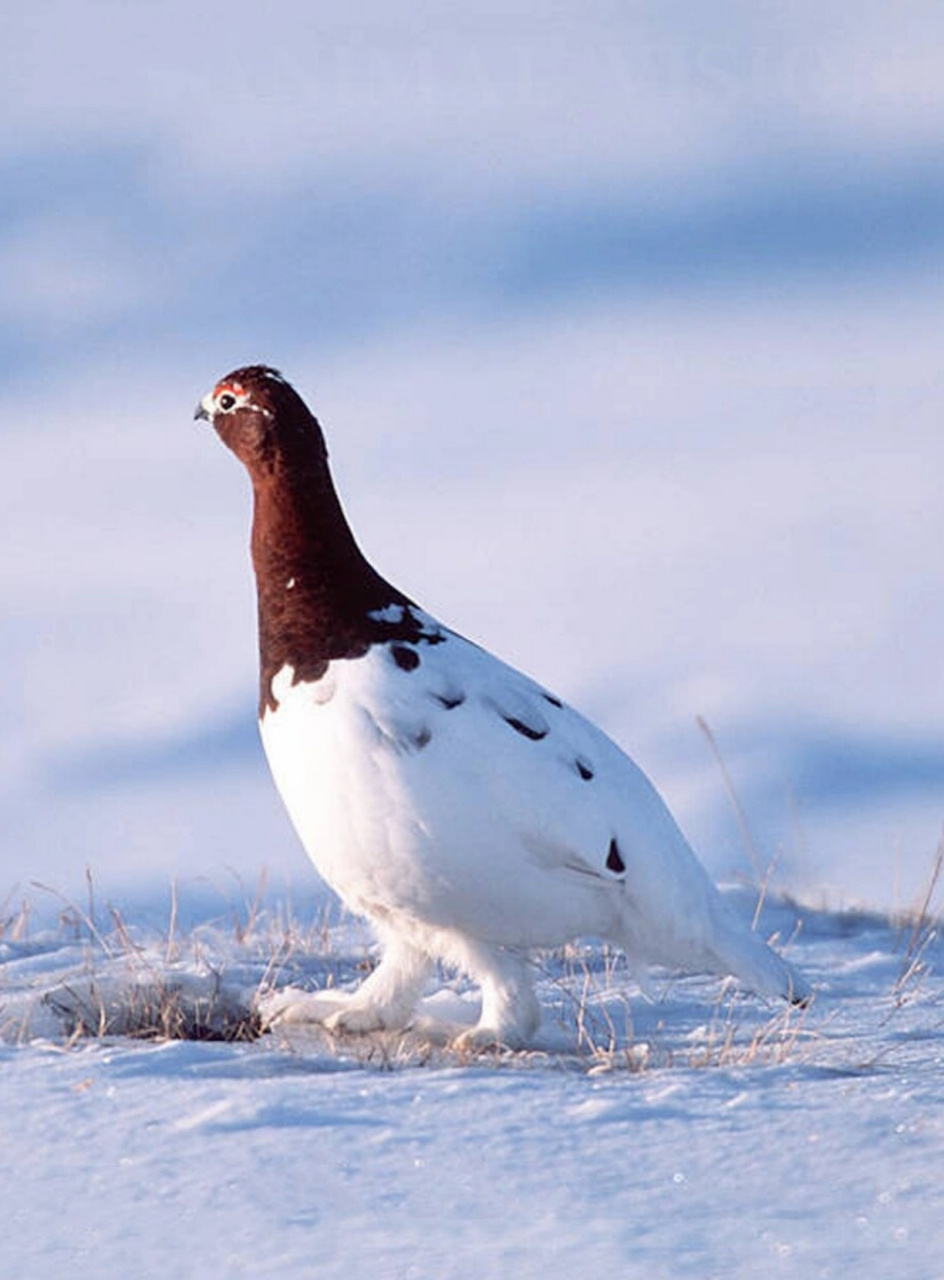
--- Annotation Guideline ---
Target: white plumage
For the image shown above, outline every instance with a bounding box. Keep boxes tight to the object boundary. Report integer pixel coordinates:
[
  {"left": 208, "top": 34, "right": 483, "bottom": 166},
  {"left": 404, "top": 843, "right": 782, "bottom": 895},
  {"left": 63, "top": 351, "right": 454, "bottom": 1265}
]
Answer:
[
  {"left": 260, "top": 607, "right": 807, "bottom": 1045},
  {"left": 198, "top": 364, "right": 809, "bottom": 1048}
]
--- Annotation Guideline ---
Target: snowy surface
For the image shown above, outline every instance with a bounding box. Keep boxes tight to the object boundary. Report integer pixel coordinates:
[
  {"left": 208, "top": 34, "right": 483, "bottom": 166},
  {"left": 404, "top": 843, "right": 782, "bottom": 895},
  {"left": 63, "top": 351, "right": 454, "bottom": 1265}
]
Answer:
[
  {"left": 3, "top": 2, "right": 944, "bottom": 1276},
  {"left": 3, "top": 888, "right": 944, "bottom": 1279}
]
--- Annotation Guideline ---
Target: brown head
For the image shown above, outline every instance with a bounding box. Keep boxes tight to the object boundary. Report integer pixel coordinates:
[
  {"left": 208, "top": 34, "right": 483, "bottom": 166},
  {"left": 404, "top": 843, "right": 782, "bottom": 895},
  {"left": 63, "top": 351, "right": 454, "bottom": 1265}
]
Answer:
[{"left": 194, "top": 364, "right": 327, "bottom": 477}]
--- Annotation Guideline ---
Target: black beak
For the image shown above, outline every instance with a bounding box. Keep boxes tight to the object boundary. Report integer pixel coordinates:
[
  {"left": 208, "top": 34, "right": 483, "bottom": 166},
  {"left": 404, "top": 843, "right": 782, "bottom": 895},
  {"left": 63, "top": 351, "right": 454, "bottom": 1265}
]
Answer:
[{"left": 194, "top": 402, "right": 210, "bottom": 421}]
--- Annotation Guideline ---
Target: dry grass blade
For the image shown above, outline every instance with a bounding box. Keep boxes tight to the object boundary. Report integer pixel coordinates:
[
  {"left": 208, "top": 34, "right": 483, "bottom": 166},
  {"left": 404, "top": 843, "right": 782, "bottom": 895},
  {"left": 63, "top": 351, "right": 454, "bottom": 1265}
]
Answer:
[
  {"left": 687, "top": 984, "right": 817, "bottom": 1070},
  {"left": 165, "top": 878, "right": 179, "bottom": 966},
  {"left": 890, "top": 830, "right": 943, "bottom": 1007},
  {"left": 30, "top": 878, "right": 114, "bottom": 957},
  {"left": 0, "top": 892, "right": 31, "bottom": 943},
  {"left": 696, "top": 716, "right": 764, "bottom": 885}
]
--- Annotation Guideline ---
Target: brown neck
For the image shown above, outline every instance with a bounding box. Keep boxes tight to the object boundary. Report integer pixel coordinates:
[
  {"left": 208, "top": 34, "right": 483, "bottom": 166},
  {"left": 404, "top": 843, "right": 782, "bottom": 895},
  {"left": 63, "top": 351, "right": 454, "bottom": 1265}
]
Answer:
[{"left": 250, "top": 451, "right": 407, "bottom": 714}]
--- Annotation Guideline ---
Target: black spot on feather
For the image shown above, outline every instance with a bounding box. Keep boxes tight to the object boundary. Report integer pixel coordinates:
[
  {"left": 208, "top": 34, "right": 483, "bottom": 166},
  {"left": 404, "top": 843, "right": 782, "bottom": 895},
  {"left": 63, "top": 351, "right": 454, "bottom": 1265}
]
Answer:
[
  {"left": 606, "top": 838, "right": 626, "bottom": 875},
  {"left": 503, "top": 715, "right": 549, "bottom": 742},
  {"left": 433, "top": 692, "right": 466, "bottom": 710},
  {"left": 542, "top": 692, "right": 563, "bottom": 708},
  {"left": 391, "top": 645, "right": 420, "bottom": 671},
  {"left": 576, "top": 758, "right": 594, "bottom": 780}
]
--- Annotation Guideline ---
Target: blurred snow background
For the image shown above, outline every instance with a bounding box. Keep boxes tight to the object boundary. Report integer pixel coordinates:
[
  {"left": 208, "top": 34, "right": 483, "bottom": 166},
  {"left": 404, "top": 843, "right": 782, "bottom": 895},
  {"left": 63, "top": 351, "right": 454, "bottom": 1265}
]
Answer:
[{"left": 1, "top": 1, "right": 942, "bottom": 914}]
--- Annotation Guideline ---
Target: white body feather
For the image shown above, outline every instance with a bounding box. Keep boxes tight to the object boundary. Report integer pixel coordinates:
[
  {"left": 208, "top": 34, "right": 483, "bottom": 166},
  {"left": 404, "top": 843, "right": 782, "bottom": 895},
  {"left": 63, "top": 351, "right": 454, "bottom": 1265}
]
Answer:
[{"left": 260, "top": 612, "right": 807, "bottom": 1043}]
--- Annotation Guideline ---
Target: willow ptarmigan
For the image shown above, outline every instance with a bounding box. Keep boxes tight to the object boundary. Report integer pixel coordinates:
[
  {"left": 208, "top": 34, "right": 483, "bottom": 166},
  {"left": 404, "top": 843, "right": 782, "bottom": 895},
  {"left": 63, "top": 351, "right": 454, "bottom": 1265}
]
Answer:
[{"left": 197, "top": 364, "right": 808, "bottom": 1047}]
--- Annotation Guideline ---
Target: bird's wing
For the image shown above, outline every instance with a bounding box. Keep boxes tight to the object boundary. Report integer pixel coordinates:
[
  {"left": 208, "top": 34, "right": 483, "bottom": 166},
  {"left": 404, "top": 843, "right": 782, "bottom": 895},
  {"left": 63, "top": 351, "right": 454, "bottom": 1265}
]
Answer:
[
  {"left": 361, "top": 620, "right": 708, "bottom": 894},
  {"left": 323, "top": 619, "right": 805, "bottom": 999}
]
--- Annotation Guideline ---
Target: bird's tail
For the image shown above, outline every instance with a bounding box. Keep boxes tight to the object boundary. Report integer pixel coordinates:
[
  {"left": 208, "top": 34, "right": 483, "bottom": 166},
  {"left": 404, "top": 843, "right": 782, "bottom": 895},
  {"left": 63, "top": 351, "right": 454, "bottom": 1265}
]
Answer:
[{"left": 709, "top": 908, "right": 811, "bottom": 1005}]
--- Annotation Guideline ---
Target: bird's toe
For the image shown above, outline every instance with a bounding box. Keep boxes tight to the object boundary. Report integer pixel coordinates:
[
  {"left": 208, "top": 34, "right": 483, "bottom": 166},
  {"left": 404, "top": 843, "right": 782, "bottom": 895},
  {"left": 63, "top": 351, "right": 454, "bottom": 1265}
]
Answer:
[
  {"left": 452, "top": 1023, "right": 526, "bottom": 1054},
  {"left": 255, "top": 986, "right": 347, "bottom": 1028},
  {"left": 323, "top": 1003, "right": 411, "bottom": 1036}
]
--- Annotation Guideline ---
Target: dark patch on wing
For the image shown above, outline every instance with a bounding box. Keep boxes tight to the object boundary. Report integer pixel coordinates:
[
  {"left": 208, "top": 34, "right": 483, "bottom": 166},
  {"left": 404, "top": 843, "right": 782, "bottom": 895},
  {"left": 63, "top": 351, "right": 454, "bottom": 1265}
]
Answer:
[
  {"left": 374, "top": 606, "right": 445, "bottom": 646},
  {"left": 503, "top": 714, "right": 549, "bottom": 742},
  {"left": 575, "top": 757, "right": 595, "bottom": 780},
  {"left": 542, "top": 692, "right": 563, "bottom": 708},
  {"left": 606, "top": 838, "right": 626, "bottom": 875},
  {"left": 411, "top": 727, "right": 432, "bottom": 750},
  {"left": 433, "top": 691, "right": 466, "bottom": 709},
  {"left": 391, "top": 644, "right": 421, "bottom": 671}
]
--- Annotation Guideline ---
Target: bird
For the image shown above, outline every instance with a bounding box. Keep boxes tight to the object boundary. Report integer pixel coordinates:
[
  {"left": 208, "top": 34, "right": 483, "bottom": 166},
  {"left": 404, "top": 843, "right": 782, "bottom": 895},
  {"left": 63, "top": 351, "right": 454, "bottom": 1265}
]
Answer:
[{"left": 196, "top": 364, "right": 809, "bottom": 1048}]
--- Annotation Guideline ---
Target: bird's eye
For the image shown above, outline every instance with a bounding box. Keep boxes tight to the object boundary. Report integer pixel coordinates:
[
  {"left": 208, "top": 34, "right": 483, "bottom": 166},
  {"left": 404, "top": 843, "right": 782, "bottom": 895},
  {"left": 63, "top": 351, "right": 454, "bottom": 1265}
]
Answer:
[{"left": 218, "top": 392, "right": 237, "bottom": 411}]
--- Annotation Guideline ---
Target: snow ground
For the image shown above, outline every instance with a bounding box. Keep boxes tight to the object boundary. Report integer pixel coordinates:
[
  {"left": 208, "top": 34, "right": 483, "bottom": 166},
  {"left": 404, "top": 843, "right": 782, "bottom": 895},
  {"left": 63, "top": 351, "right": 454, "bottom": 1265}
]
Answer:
[{"left": 2, "top": 886, "right": 943, "bottom": 1279}]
